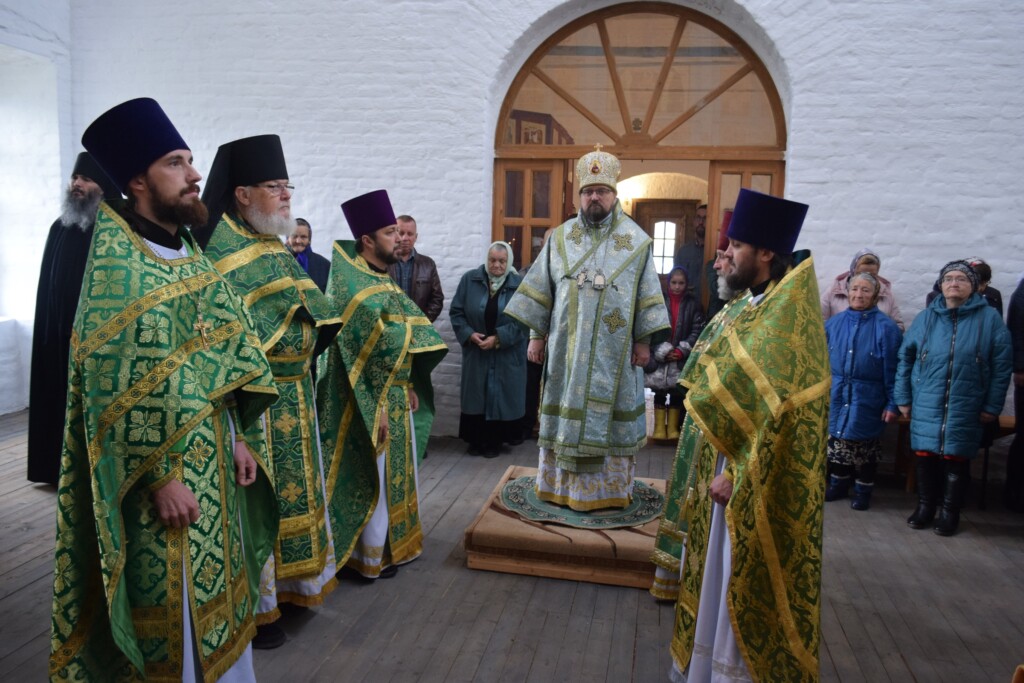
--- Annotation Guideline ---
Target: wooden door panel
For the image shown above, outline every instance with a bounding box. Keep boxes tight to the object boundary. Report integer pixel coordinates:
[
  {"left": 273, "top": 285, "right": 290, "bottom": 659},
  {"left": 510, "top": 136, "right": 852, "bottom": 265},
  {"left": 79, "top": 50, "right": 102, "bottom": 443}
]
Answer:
[
  {"left": 707, "top": 161, "right": 785, "bottom": 255},
  {"left": 493, "top": 160, "right": 565, "bottom": 269}
]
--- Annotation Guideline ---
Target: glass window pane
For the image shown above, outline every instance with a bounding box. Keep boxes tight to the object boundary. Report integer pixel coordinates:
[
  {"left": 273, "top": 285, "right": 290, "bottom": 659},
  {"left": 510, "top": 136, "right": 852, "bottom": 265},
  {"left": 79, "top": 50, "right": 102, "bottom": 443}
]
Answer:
[
  {"left": 504, "top": 225, "right": 523, "bottom": 269},
  {"left": 530, "top": 226, "right": 550, "bottom": 264},
  {"left": 719, "top": 173, "right": 742, "bottom": 212},
  {"left": 510, "top": 81, "right": 610, "bottom": 148},
  {"left": 537, "top": 24, "right": 620, "bottom": 136},
  {"left": 500, "top": 8, "right": 780, "bottom": 150},
  {"left": 659, "top": 72, "right": 775, "bottom": 147},
  {"left": 604, "top": 14, "right": 681, "bottom": 131},
  {"left": 505, "top": 171, "right": 524, "bottom": 218},
  {"left": 750, "top": 173, "right": 772, "bottom": 194},
  {"left": 532, "top": 171, "right": 551, "bottom": 219}
]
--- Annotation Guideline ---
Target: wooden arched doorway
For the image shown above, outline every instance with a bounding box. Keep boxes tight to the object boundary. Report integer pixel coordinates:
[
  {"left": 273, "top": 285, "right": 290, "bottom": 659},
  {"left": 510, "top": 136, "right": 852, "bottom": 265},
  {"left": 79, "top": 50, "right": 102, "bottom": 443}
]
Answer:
[{"left": 493, "top": 2, "right": 787, "bottom": 281}]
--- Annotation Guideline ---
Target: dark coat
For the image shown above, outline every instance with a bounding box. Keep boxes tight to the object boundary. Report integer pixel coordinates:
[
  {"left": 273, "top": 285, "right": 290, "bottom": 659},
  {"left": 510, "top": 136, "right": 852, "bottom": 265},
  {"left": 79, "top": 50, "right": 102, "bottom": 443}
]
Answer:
[
  {"left": 643, "top": 292, "right": 705, "bottom": 373},
  {"left": 388, "top": 251, "right": 444, "bottom": 321},
  {"left": 1008, "top": 278, "right": 1024, "bottom": 372},
  {"left": 895, "top": 293, "right": 1013, "bottom": 458},
  {"left": 304, "top": 247, "right": 331, "bottom": 293},
  {"left": 449, "top": 266, "right": 527, "bottom": 421},
  {"left": 825, "top": 306, "right": 902, "bottom": 441},
  {"left": 28, "top": 219, "right": 94, "bottom": 484}
]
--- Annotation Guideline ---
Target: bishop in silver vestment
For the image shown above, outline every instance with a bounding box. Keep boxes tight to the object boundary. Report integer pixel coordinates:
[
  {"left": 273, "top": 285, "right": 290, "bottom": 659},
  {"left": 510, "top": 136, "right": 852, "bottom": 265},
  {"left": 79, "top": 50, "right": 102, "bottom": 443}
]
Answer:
[{"left": 505, "top": 147, "right": 669, "bottom": 511}]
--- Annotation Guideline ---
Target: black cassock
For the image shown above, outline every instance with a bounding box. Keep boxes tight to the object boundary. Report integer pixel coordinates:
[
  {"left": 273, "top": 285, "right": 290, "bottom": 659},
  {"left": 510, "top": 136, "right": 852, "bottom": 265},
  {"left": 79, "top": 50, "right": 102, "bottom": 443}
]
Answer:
[{"left": 27, "top": 218, "right": 94, "bottom": 484}]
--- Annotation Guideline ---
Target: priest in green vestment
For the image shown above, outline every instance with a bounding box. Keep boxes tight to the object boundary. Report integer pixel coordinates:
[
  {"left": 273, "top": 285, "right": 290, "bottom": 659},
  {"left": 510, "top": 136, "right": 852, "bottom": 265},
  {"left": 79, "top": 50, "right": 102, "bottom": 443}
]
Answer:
[
  {"left": 51, "top": 98, "right": 279, "bottom": 682},
  {"left": 196, "top": 134, "right": 343, "bottom": 649},
  {"left": 650, "top": 211, "right": 752, "bottom": 601},
  {"left": 504, "top": 147, "right": 670, "bottom": 511},
  {"left": 670, "top": 189, "right": 829, "bottom": 683},
  {"left": 316, "top": 189, "right": 447, "bottom": 579}
]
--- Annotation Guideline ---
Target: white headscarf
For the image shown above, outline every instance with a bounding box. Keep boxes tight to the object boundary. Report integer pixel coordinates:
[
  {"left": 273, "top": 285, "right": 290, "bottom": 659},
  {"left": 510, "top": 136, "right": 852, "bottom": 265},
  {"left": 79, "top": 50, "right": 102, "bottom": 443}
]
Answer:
[{"left": 487, "top": 241, "right": 517, "bottom": 295}]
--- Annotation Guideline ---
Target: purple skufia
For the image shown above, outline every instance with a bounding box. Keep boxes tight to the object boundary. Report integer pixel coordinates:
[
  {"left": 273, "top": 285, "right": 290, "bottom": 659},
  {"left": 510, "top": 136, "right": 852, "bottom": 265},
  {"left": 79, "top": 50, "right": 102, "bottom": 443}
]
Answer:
[
  {"left": 726, "top": 188, "right": 809, "bottom": 255},
  {"left": 341, "top": 189, "right": 397, "bottom": 239},
  {"left": 82, "top": 98, "right": 189, "bottom": 193}
]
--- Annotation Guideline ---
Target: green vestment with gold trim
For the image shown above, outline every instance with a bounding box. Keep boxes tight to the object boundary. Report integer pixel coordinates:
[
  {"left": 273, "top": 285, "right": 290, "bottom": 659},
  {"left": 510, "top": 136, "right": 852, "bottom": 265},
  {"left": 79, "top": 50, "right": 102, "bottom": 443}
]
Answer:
[
  {"left": 650, "top": 290, "right": 751, "bottom": 600},
  {"left": 671, "top": 255, "right": 830, "bottom": 682},
  {"left": 202, "top": 214, "right": 343, "bottom": 610},
  {"left": 504, "top": 202, "right": 669, "bottom": 510},
  {"left": 49, "top": 201, "right": 279, "bottom": 682},
  {"left": 315, "top": 241, "right": 447, "bottom": 573}
]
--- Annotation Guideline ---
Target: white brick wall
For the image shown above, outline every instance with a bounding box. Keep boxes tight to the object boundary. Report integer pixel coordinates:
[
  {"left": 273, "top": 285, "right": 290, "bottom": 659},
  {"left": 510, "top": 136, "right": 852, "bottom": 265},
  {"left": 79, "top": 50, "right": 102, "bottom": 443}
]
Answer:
[{"left": 2, "top": 0, "right": 1022, "bottom": 423}]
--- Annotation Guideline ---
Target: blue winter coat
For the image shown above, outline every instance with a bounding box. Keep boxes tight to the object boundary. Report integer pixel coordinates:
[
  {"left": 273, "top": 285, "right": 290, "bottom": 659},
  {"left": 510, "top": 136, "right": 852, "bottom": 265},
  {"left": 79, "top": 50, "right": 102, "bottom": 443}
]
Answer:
[
  {"left": 450, "top": 266, "right": 527, "bottom": 421},
  {"left": 894, "top": 293, "right": 1013, "bottom": 458},
  {"left": 825, "top": 306, "right": 902, "bottom": 441}
]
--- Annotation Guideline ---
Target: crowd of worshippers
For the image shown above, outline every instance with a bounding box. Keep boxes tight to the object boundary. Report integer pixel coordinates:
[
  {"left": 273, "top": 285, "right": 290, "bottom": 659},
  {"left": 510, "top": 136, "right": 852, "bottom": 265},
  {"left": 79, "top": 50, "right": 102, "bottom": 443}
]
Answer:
[
  {"left": 28, "top": 95, "right": 1023, "bottom": 682},
  {"left": 653, "top": 237, "right": 1018, "bottom": 528}
]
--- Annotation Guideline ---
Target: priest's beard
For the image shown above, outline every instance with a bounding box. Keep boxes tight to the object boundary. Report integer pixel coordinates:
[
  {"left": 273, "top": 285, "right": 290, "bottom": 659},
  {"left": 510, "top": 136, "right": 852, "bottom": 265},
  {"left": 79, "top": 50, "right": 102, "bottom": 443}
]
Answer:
[
  {"left": 60, "top": 188, "right": 102, "bottom": 231},
  {"left": 246, "top": 206, "right": 293, "bottom": 236},
  {"left": 725, "top": 257, "right": 760, "bottom": 292},
  {"left": 148, "top": 179, "right": 209, "bottom": 228},
  {"left": 582, "top": 202, "right": 612, "bottom": 225},
  {"left": 371, "top": 236, "right": 398, "bottom": 265},
  {"left": 716, "top": 272, "right": 736, "bottom": 301}
]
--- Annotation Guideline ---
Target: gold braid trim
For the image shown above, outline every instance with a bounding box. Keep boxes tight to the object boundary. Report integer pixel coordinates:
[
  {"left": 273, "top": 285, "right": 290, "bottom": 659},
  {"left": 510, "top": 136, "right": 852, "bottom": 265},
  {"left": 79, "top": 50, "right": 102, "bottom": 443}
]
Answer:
[
  {"left": 277, "top": 577, "right": 338, "bottom": 607},
  {"left": 243, "top": 276, "right": 296, "bottom": 308},
  {"left": 350, "top": 323, "right": 386, "bottom": 395},
  {"left": 514, "top": 281, "right": 552, "bottom": 309},
  {"left": 213, "top": 241, "right": 269, "bottom": 274},
  {"left": 87, "top": 321, "right": 244, "bottom": 467},
  {"left": 48, "top": 564, "right": 101, "bottom": 675},
  {"left": 74, "top": 274, "right": 216, "bottom": 363}
]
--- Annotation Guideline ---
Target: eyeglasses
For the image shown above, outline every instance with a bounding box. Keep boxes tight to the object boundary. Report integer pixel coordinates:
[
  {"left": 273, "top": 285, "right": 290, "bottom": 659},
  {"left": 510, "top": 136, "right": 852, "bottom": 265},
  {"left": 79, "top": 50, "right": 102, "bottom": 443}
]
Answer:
[
  {"left": 581, "top": 187, "right": 613, "bottom": 198},
  {"left": 942, "top": 275, "right": 970, "bottom": 284},
  {"left": 255, "top": 182, "right": 294, "bottom": 196}
]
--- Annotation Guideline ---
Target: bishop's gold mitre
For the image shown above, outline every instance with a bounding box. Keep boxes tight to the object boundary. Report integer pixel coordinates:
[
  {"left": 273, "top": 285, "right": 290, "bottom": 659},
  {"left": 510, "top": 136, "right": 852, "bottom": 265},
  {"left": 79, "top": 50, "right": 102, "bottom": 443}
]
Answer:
[{"left": 576, "top": 143, "right": 621, "bottom": 191}]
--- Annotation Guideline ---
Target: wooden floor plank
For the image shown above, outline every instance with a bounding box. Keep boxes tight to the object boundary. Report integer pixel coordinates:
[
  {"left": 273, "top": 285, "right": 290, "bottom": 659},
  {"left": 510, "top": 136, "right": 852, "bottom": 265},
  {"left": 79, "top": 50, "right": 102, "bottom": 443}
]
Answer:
[{"left": 1, "top": 408, "right": 1022, "bottom": 681}]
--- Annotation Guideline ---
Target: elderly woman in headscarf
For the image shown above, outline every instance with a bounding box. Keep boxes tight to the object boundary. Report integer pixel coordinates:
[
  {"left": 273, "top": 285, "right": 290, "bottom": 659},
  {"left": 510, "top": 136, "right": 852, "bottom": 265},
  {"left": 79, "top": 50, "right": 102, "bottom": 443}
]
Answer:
[
  {"left": 821, "top": 248, "right": 905, "bottom": 331},
  {"left": 450, "top": 241, "right": 527, "bottom": 457},
  {"left": 926, "top": 257, "right": 1004, "bottom": 316},
  {"left": 896, "top": 260, "right": 1013, "bottom": 535},
  {"left": 824, "top": 272, "right": 903, "bottom": 510}
]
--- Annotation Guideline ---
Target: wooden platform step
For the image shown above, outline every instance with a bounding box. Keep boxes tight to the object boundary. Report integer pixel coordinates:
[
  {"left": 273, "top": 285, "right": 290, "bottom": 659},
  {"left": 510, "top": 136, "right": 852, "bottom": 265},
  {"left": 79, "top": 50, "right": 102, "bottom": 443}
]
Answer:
[{"left": 463, "top": 465, "right": 664, "bottom": 589}]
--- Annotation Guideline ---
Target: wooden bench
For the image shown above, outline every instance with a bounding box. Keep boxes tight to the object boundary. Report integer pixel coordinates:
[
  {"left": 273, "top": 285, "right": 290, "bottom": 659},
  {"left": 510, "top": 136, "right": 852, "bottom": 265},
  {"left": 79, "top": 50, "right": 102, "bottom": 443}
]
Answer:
[{"left": 895, "top": 414, "right": 1015, "bottom": 508}]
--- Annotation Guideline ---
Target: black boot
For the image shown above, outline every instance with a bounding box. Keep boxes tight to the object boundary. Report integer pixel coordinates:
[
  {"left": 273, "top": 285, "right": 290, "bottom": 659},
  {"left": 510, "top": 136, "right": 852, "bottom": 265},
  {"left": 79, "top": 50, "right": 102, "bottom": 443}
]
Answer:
[
  {"left": 907, "top": 456, "right": 940, "bottom": 529},
  {"left": 934, "top": 459, "right": 970, "bottom": 536},
  {"left": 851, "top": 462, "right": 876, "bottom": 511},
  {"left": 253, "top": 622, "right": 287, "bottom": 649},
  {"left": 825, "top": 462, "right": 853, "bottom": 501},
  {"left": 1003, "top": 435, "right": 1024, "bottom": 512},
  {"left": 825, "top": 474, "right": 852, "bottom": 501},
  {"left": 850, "top": 481, "right": 874, "bottom": 511}
]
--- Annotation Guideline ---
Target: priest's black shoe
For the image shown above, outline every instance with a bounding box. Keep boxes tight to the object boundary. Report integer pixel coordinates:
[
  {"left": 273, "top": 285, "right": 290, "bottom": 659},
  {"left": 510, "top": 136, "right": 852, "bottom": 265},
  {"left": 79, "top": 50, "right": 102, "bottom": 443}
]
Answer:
[
  {"left": 336, "top": 565, "right": 375, "bottom": 584},
  {"left": 253, "top": 622, "right": 287, "bottom": 650},
  {"left": 379, "top": 564, "right": 398, "bottom": 579}
]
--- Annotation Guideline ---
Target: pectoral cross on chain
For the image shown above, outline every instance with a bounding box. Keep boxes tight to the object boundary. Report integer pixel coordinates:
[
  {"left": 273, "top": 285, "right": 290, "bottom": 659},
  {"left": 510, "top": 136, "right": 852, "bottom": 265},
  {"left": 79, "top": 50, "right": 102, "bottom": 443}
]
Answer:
[{"left": 193, "top": 312, "right": 212, "bottom": 350}]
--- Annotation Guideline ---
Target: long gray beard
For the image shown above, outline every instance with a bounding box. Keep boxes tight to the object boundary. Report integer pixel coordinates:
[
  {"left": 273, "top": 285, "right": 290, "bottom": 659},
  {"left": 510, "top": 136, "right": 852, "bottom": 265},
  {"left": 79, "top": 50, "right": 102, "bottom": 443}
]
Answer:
[
  {"left": 717, "top": 273, "right": 736, "bottom": 301},
  {"left": 59, "top": 191, "right": 102, "bottom": 231},
  {"left": 247, "top": 206, "right": 293, "bottom": 236}
]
